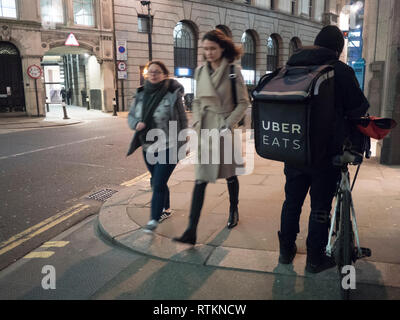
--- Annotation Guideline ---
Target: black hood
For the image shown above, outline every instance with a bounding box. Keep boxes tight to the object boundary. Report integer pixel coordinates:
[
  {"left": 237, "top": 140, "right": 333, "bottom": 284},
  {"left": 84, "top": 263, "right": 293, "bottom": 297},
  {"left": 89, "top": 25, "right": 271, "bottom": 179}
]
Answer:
[{"left": 287, "top": 46, "right": 338, "bottom": 66}]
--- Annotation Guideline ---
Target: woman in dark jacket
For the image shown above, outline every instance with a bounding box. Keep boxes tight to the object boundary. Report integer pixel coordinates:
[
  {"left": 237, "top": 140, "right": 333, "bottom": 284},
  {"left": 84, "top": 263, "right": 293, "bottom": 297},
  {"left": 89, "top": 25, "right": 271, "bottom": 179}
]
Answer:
[{"left": 127, "top": 60, "right": 188, "bottom": 231}]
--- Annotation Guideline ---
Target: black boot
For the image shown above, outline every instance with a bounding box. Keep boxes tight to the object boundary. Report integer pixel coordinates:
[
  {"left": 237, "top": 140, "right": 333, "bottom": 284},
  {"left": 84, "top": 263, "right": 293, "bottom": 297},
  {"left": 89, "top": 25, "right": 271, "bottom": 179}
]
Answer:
[
  {"left": 173, "top": 228, "right": 196, "bottom": 245},
  {"left": 173, "top": 181, "right": 207, "bottom": 246},
  {"left": 277, "top": 231, "right": 297, "bottom": 264},
  {"left": 227, "top": 206, "right": 239, "bottom": 229},
  {"left": 227, "top": 176, "right": 239, "bottom": 229},
  {"left": 305, "top": 250, "right": 336, "bottom": 273}
]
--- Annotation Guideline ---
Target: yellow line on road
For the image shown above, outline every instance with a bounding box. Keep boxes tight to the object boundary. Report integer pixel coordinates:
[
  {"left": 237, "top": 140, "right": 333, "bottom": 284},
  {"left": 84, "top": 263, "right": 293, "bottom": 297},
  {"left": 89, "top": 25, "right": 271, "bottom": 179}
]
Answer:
[
  {"left": 121, "top": 172, "right": 151, "bottom": 187},
  {"left": 41, "top": 241, "right": 70, "bottom": 248},
  {"left": 0, "top": 204, "right": 89, "bottom": 257},
  {"left": 24, "top": 251, "right": 55, "bottom": 259},
  {"left": 0, "top": 203, "right": 83, "bottom": 250}
]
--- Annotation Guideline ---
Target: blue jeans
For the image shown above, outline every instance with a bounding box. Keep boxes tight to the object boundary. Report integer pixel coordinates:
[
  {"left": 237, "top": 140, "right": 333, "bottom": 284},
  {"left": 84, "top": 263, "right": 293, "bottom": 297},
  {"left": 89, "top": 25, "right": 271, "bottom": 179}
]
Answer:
[
  {"left": 143, "top": 149, "right": 177, "bottom": 221},
  {"left": 280, "top": 163, "right": 340, "bottom": 255}
]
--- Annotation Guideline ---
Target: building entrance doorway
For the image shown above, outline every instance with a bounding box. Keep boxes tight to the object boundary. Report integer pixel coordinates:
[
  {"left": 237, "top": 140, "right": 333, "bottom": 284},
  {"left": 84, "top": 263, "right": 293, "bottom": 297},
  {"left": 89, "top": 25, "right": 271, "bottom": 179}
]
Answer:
[
  {"left": 0, "top": 42, "right": 26, "bottom": 113},
  {"left": 43, "top": 47, "right": 103, "bottom": 112}
]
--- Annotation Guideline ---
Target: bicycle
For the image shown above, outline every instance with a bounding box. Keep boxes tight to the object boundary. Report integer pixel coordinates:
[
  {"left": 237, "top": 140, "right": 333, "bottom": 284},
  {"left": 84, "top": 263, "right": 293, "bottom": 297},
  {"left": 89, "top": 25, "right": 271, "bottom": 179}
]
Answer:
[{"left": 326, "top": 116, "right": 397, "bottom": 300}]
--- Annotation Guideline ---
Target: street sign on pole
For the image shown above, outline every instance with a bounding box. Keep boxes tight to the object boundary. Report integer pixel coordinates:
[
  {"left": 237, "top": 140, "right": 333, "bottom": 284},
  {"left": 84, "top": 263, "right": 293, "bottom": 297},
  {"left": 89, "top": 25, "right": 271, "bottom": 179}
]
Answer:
[
  {"left": 116, "top": 40, "right": 128, "bottom": 61},
  {"left": 27, "top": 65, "right": 42, "bottom": 79},
  {"left": 27, "top": 65, "right": 42, "bottom": 117}
]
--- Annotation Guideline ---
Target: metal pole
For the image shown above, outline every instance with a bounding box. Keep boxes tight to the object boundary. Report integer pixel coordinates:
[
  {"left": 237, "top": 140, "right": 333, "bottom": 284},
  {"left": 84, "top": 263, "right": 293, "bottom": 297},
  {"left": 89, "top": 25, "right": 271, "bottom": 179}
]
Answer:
[
  {"left": 111, "top": 0, "right": 119, "bottom": 114},
  {"left": 62, "top": 99, "right": 69, "bottom": 119},
  {"left": 34, "top": 79, "right": 40, "bottom": 117},
  {"left": 113, "top": 97, "right": 117, "bottom": 116},
  {"left": 121, "top": 79, "right": 125, "bottom": 111},
  {"left": 147, "top": 2, "right": 152, "bottom": 61}
]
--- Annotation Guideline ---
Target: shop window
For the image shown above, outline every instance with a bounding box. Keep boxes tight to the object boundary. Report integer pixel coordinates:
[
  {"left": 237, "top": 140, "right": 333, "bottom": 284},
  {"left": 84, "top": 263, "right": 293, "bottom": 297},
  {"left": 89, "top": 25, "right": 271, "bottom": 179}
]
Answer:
[
  {"left": 0, "top": 0, "right": 17, "bottom": 18},
  {"left": 73, "top": 0, "right": 95, "bottom": 27}
]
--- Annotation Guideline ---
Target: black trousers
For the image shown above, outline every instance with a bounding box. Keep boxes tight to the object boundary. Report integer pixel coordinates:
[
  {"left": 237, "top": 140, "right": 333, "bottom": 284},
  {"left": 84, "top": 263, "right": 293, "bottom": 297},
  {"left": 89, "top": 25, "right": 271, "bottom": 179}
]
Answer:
[{"left": 280, "top": 163, "right": 340, "bottom": 255}]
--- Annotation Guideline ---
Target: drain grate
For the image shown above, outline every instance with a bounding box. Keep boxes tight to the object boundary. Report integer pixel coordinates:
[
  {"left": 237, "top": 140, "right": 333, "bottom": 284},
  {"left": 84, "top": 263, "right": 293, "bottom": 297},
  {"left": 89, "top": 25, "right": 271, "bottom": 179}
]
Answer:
[{"left": 87, "top": 189, "right": 118, "bottom": 202}]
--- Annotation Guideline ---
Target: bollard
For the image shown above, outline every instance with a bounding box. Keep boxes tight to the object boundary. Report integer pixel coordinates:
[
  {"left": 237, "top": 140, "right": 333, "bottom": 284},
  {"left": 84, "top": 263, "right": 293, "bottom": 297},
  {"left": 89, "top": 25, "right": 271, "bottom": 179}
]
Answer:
[
  {"left": 112, "top": 98, "right": 117, "bottom": 116},
  {"left": 46, "top": 97, "right": 49, "bottom": 112},
  {"left": 86, "top": 96, "right": 90, "bottom": 110},
  {"left": 62, "top": 100, "right": 69, "bottom": 119}
]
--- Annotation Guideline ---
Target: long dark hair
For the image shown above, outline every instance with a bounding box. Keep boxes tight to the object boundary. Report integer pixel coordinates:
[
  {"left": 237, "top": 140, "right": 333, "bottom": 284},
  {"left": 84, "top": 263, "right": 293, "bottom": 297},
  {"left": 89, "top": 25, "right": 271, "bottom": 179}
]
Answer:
[{"left": 202, "top": 29, "right": 242, "bottom": 63}]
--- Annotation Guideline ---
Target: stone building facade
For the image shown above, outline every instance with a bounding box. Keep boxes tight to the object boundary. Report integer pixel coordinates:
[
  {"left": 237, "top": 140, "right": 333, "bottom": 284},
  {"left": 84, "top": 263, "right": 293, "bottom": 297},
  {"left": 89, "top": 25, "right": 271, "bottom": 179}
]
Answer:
[
  {"left": 0, "top": 0, "right": 115, "bottom": 116},
  {"left": 362, "top": 0, "right": 400, "bottom": 164},
  {"left": 113, "top": 0, "right": 342, "bottom": 109}
]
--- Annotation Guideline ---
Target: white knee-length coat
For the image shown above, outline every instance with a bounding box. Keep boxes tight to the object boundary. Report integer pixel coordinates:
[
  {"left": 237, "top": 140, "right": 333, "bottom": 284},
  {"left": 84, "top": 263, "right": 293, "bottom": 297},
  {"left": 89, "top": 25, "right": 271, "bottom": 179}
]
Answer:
[{"left": 192, "top": 58, "right": 250, "bottom": 183}]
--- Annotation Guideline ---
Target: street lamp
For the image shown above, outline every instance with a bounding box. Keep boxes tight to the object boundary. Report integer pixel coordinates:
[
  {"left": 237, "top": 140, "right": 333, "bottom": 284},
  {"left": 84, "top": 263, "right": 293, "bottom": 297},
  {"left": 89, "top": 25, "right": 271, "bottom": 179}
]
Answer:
[{"left": 140, "top": 0, "right": 152, "bottom": 61}]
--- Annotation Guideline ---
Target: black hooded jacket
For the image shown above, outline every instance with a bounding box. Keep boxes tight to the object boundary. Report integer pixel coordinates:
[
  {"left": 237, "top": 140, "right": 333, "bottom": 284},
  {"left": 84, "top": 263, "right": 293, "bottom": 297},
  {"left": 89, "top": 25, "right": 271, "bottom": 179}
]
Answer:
[{"left": 287, "top": 46, "right": 370, "bottom": 158}]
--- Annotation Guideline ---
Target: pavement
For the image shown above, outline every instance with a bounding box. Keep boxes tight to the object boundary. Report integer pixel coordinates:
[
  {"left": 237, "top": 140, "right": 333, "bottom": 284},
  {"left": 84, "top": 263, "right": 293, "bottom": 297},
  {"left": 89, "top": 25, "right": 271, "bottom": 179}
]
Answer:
[
  {"left": 0, "top": 104, "right": 117, "bottom": 134},
  {"left": 3, "top": 105, "right": 400, "bottom": 295}
]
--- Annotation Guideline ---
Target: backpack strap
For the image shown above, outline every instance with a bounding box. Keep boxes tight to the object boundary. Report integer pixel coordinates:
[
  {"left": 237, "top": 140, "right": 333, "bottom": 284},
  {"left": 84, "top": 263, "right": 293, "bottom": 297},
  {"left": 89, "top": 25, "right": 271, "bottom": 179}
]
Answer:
[{"left": 230, "top": 64, "right": 238, "bottom": 108}]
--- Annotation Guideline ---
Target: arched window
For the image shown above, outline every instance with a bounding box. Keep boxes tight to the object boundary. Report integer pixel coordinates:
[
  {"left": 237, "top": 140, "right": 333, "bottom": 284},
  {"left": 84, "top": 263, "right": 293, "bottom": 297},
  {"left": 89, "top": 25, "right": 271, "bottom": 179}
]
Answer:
[
  {"left": 173, "top": 22, "right": 197, "bottom": 72},
  {"left": 0, "top": 41, "right": 18, "bottom": 55},
  {"left": 289, "top": 37, "right": 302, "bottom": 57},
  {"left": 241, "top": 31, "right": 256, "bottom": 85},
  {"left": 267, "top": 36, "right": 279, "bottom": 73}
]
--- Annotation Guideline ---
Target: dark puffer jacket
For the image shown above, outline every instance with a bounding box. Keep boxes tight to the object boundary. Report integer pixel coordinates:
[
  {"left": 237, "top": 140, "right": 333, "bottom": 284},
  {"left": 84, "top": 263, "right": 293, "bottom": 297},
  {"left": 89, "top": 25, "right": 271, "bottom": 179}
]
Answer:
[{"left": 287, "top": 46, "right": 370, "bottom": 160}]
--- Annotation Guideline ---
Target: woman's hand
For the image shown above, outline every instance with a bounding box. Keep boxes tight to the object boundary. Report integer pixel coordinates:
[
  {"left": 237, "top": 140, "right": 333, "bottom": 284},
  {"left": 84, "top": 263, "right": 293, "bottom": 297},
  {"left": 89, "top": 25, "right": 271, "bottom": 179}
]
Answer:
[{"left": 136, "top": 122, "right": 146, "bottom": 131}]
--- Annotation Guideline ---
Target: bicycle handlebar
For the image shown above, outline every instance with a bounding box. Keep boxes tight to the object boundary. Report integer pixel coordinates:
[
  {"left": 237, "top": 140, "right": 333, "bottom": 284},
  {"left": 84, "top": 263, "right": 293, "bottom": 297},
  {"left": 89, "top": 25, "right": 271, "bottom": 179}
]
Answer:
[{"left": 332, "top": 150, "right": 363, "bottom": 167}]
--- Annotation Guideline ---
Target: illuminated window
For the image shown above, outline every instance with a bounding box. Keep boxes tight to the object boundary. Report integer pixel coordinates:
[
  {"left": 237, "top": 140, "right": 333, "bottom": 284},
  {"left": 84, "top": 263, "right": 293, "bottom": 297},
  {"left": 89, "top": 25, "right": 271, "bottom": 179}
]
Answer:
[
  {"left": 241, "top": 31, "right": 256, "bottom": 85},
  {"left": 0, "top": 0, "right": 17, "bottom": 18},
  {"left": 173, "top": 22, "right": 197, "bottom": 72},
  {"left": 41, "top": 0, "right": 64, "bottom": 24},
  {"left": 267, "top": 36, "right": 279, "bottom": 73},
  {"left": 73, "top": 0, "right": 95, "bottom": 26}
]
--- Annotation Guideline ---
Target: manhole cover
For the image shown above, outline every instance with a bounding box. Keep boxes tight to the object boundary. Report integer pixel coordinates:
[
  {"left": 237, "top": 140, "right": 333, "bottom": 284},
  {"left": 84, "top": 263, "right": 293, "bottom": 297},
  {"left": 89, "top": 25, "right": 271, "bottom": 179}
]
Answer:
[{"left": 87, "top": 189, "right": 118, "bottom": 202}]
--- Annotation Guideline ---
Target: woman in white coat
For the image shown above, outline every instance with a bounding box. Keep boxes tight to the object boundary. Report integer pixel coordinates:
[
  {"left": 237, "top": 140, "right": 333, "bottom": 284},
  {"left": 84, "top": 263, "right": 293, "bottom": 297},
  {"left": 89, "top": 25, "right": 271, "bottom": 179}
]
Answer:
[{"left": 173, "top": 29, "right": 249, "bottom": 245}]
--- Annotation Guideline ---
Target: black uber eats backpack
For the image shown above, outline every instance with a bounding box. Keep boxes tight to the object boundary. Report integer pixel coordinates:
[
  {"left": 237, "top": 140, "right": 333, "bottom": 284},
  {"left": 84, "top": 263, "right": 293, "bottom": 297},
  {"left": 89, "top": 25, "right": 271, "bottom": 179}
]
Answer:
[{"left": 251, "top": 64, "right": 335, "bottom": 166}]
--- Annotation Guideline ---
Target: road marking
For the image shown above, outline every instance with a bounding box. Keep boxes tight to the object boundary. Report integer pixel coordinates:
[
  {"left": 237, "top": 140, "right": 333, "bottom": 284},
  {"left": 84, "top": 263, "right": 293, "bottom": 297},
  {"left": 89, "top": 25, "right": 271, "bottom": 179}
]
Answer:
[
  {"left": 121, "top": 172, "right": 151, "bottom": 187},
  {"left": 0, "top": 136, "right": 106, "bottom": 160},
  {"left": 0, "top": 204, "right": 89, "bottom": 256},
  {"left": 41, "top": 241, "right": 70, "bottom": 248},
  {"left": 0, "top": 203, "right": 83, "bottom": 249},
  {"left": 24, "top": 251, "right": 55, "bottom": 259}
]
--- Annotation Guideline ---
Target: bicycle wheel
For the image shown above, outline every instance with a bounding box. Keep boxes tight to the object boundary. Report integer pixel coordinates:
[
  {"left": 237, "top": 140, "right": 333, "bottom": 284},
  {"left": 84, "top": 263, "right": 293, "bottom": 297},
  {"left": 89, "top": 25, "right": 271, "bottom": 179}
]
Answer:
[{"left": 339, "top": 190, "right": 354, "bottom": 300}]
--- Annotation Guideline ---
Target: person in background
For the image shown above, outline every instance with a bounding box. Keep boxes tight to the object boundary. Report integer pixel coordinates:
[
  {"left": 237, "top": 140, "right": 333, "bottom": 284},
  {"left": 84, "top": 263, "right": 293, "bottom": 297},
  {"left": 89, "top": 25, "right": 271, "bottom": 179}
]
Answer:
[{"left": 127, "top": 60, "right": 188, "bottom": 231}]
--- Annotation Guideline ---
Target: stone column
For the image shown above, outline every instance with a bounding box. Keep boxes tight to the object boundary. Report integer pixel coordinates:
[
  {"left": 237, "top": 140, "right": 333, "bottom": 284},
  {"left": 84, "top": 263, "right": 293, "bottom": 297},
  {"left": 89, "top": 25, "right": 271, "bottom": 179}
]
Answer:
[
  {"left": 101, "top": 60, "right": 115, "bottom": 112},
  {"left": 22, "top": 56, "right": 46, "bottom": 117},
  {"left": 379, "top": 0, "right": 400, "bottom": 164}
]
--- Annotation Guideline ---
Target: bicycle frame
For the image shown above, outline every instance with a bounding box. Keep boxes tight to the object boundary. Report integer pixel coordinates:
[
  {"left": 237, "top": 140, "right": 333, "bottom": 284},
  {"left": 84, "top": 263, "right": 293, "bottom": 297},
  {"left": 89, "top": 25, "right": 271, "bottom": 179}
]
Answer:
[{"left": 326, "top": 167, "right": 363, "bottom": 260}]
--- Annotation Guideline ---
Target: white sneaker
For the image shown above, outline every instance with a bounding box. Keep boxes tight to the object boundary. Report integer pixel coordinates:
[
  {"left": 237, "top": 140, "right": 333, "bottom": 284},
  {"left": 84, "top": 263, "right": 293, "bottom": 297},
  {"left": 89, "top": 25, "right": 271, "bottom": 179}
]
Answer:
[
  {"left": 144, "top": 219, "right": 158, "bottom": 231},
  {"left": 158, "top": 210, "right": 172, "bottom": 223}
]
